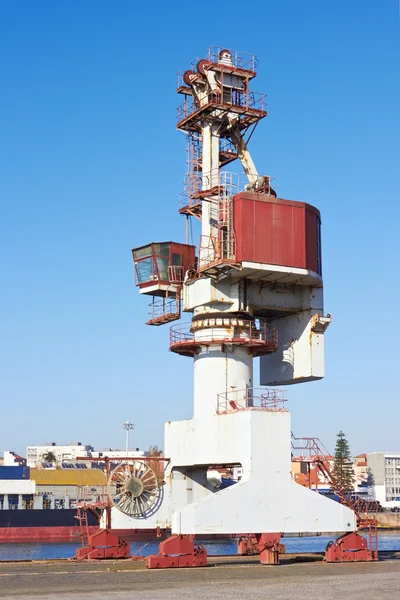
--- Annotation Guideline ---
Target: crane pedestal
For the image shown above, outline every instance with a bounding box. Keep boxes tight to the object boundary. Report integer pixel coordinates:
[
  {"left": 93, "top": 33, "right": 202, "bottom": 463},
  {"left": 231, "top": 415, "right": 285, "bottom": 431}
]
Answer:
[
  {"left": 325, "top": 532, "right": 375, "bottom": 562},
  {"left": 325, "top": 520, "right": 379, "bottom": 563},
  {"left": 75, "top": 529, "right": 130, "bottom": 560},
  {"left": 146, "top": 535, "right": 207, "bottom": 569},
  {"left": 238, "top": 533, "right": 285, "bottom": 564}
]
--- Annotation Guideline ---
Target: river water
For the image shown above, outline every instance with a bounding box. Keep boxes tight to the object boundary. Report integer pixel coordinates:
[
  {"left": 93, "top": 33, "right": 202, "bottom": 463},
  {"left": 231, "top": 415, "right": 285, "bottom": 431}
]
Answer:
[{"left": 0, "top": 532, "right": 399, "bottom": 561}]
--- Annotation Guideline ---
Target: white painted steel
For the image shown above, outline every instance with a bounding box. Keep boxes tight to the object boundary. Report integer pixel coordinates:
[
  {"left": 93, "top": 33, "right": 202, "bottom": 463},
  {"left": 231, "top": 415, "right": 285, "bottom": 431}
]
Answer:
[
  {"left": 240, "top": 261, "right": 323, "bottom": 287},
  {"left": 170, "top": 410, "right": 355, "bottom": 534},
  {"left": 193, "top": 344, "right": 252, "bottom": 420},
  {"left": 109, "top": 407, "right": 355, "bottom": 533},
  {"left": 230, "top": 126, "right": 259, "bottom": 185},
  {"left": 260, "top": 311, "right": 329, "bottom": 385},
  {"left": 183, "top": 278, "right": 237, "bottom": 313}
]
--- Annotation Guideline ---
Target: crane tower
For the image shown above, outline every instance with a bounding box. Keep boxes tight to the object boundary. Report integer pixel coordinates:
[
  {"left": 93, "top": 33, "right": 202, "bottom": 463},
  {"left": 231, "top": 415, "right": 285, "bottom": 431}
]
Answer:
[{"left": 127, "top": 47, "right": 355, "bottom": 544}]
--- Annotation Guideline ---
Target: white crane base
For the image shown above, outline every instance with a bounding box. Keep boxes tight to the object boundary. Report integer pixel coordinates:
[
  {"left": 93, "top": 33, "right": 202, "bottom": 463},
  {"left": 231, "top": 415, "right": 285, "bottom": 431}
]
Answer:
[
  {"left": 109, "top": 409, "right": 356, "bottom": 536},
  {"left": 167, "top": 410, "right": 355, "bottom": 535}
]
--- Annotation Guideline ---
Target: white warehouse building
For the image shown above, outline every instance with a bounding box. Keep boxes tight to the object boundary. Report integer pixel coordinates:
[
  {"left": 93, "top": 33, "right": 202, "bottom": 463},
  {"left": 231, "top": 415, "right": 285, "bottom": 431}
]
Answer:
[{"left": 26, "top": 442, "right": 93, "bottom": 467}]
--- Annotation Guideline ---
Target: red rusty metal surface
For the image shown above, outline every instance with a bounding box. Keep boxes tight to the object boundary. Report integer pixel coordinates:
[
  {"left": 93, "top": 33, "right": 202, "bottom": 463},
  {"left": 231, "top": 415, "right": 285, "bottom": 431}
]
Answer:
[
  {"left": 169, "top": 242, "right": 196, "bottom": 273},
  {"left": 238, "top": 535, "right": 258, "bottom": 555},
  {"left": 325, "top": 530, "right": 378, "bottom": 563},
  {"left": 233, "top": 192, "right": 321, "bottom": 274},
  {"left": 257, "top": 533, "right": 282, "bottom": 565},
  {"left": 132, "top": 241, "right": 196, "bottom": 293},
  {"left": 75, "top": 529, "right": 130, "bottom": 560},
  {"left": 146, "top": 534, "right": 207, "bottom": 569},
  {"left": 305, "top": 208, "right": 321, "bottom": 274},
  {"left": 238, "top": 533, "right": 283, "bottom": 565}
]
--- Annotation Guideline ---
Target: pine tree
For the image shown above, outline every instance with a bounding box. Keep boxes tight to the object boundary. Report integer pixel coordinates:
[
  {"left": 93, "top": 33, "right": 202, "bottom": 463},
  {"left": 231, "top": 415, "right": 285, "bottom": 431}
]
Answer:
[{"left": 331, "top": 431, "right": 354, "bottom": 494}]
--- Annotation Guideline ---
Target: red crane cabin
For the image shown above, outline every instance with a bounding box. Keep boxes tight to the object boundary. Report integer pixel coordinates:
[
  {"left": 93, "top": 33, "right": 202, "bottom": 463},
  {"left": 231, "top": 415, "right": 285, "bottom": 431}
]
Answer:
[{"left": 132, "top": 242, "right": 196, "bottom": 297}]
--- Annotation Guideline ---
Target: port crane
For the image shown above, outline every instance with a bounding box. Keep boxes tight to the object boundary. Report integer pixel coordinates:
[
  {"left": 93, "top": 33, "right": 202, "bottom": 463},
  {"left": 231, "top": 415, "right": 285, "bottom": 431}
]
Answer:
[{"left": 75, "top": 47, "right": 378, "bottom": 567}]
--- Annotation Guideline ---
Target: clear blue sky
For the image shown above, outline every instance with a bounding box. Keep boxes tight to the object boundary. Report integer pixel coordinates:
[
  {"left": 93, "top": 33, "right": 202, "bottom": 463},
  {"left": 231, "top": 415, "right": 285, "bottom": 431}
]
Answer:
[{"left": 0, "top": 1, "right": 399, "bottom": 457}]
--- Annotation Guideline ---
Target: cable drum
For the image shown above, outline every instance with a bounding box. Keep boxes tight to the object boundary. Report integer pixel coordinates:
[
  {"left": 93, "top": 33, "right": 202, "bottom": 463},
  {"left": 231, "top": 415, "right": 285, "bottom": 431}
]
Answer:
[{"left": 107, "top": 461, "right": 160, "bottom": 517}]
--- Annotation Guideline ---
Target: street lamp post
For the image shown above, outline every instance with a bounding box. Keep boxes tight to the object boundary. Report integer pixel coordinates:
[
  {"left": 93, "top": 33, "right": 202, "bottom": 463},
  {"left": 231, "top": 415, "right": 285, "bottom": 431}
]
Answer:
[{"left": 122, "top": 421, "right": 135, "bottom": 455}]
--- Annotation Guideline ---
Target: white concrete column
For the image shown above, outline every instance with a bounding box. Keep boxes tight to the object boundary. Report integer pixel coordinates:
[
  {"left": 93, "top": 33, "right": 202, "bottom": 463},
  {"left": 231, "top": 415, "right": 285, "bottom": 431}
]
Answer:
[{"left": 193, "top": 344, "right": 253, "bottom": 421}]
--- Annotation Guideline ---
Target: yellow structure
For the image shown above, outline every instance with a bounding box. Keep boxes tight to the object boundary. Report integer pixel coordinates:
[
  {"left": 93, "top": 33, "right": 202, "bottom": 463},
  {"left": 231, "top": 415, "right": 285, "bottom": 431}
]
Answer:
[{"left": 30, "top": 468, "right": 106, "bottom": 486}]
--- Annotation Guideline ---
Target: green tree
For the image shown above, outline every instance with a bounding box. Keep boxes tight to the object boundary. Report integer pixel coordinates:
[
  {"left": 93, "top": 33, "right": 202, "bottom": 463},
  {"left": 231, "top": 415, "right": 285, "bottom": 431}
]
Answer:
[
  {"left": 331, "top": 431, "right": 354, "bottom": 494},
  {"left": 42, "top": 451, "right": 56, "bottom": 464}
]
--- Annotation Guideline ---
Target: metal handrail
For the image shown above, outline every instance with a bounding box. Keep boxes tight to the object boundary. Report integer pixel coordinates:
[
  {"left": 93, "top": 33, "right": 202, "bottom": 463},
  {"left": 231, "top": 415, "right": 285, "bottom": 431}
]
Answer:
[
  {"left": 217, "top": 388, "right": 287, "bottom": 413},
  {"left": 182, "top": 169, "right": 241, "bottom": 201},
  {"left": 170, "top": 320, "right": 277, "bottom": 347},
  {"left": 177, "top": 91, "right": 266, "bottom": 124},
  {"left": 170, "top": 323, "right": 194, "bottom": 345},
  {"left": 148, "top": 297, "right": 179, "bottom": 320},
  {"left": 206, "top": 46, "right": 259, "bottom": 72},
  {"left": 75, "top": 485, "right": 109, "bottom": 508}
]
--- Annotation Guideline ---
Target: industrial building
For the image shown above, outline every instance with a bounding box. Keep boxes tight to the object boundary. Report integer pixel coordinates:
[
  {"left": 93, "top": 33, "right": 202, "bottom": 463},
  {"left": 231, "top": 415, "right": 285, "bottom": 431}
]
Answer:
[{"left": 367, "top": 452, "right": 400, "bottom": 506}]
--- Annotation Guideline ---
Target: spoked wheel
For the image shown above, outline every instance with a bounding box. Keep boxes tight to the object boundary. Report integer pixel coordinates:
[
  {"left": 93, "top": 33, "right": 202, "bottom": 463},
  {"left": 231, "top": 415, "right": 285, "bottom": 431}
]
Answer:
[{"left": 108, "top": 461, "right": 160, "bottom": 517}]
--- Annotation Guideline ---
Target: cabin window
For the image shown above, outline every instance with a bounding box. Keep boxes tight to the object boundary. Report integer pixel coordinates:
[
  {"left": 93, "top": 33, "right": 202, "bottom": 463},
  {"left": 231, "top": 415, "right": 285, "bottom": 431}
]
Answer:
[
  {"left": 135, "top": 258, "right": 156, "bottom": 283},
  {"left": 172, "top": 253, "right": 181, "bottom": 266}
]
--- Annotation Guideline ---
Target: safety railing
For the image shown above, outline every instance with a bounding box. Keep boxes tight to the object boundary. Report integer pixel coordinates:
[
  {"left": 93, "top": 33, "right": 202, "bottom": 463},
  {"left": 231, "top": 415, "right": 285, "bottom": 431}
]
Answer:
[
  {"left": 246, "top": 91, "right": 267, "bottom": 111},
  {"left": 181, "top": 171, "right": 203, "bottom": 203},
  {"left": 168, "top": 265, "right": 184, "bottom": 283},
  {"left": 75, "top": 485, "right": 109, "bottom": 508},
  {"left": 170, "top": 323, "right": 195, "bottom": 346},
  {"left": 147, "top": 294, "right": 181, "bottom": 326},
  {"left": 291, "top": 434, "right": 331, "bottom": 461},
  {"left": 217, "top": 388, "right": 287, "bottom": 413},
  {"left": 206, "top": 47, "right": 259, "bottom": 72},
  {"left": 198, "top": 233, "right": 236, "bottom": 269},
  {"left": 186, "top": 131, "right": 203, "bottom": 172},
  {"left": 148, "top": 297, "right": 179, "bottom": 319},
  {"left": 170, "top": 320, "right": 278, "bottom": 354},
  {"left": 177, "top": 90, "right": 267, "bottom": 125},
  {"left": 219, "top": 137, "right": 238, "bottom": 160},
  {"left": 181, "top": 170, "right": 240, "bottom": 201}
]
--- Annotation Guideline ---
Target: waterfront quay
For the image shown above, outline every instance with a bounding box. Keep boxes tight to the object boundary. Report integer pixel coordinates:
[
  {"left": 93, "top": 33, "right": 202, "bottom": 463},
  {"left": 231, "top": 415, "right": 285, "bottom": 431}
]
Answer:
[{"left": 1, "top": 555, "right": 399, "bottom": 599}]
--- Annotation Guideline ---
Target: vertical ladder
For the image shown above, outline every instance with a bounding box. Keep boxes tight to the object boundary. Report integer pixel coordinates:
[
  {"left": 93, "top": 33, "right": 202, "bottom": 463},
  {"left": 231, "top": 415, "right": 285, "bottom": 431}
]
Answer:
[{"left": 76, "top": 506, "right": 89, "bottom": 547}]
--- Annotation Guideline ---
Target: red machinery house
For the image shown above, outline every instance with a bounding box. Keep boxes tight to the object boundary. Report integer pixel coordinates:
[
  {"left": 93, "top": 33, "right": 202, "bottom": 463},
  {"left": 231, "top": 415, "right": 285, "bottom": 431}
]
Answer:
[
  {"left": 132, "top": 242, "right": 196, "bottom": 297},
  {"left": 233, "top": 192, "right": 322, "bottom": 276}
]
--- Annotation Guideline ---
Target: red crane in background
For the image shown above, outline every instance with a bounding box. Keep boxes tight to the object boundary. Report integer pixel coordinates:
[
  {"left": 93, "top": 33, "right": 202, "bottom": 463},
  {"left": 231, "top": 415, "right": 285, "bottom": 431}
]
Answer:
[{"left": 291, "top": 435, "right": 378, "bottom": 562}]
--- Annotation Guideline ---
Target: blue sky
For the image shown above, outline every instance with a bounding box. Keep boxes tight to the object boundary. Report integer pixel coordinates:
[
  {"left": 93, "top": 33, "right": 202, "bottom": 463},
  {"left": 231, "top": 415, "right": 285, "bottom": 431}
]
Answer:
[{"left": 0, "top": 1, "right": 399, "bottom": 457}]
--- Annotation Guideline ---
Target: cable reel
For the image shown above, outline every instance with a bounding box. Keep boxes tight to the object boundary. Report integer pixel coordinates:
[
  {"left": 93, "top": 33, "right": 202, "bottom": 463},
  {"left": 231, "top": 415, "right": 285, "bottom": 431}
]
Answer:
[{"left": 107, "top": 461, "right": 161, "bottom": 517}]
